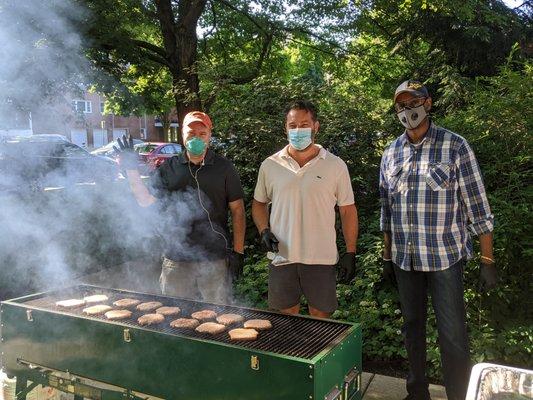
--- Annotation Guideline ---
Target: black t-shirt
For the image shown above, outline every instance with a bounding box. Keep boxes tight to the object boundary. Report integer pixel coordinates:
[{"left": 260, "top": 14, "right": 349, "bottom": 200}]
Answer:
[{"left": 149, "top": 149, "right": 244, "bottom": 262}]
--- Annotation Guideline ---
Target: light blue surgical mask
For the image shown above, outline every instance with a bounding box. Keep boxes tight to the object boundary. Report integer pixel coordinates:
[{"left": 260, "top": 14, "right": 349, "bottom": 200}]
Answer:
[
  {"left": 185, "top": 137, "right": 207, "bottom": 156},
  {"left": 288, "top": 128, "right": 313, "bottom": 151}
]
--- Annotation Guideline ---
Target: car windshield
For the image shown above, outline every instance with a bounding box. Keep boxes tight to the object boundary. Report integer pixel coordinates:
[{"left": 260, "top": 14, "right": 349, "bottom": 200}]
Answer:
[{"left": 135, "top": 144, "right": 158, "bottom": 153}]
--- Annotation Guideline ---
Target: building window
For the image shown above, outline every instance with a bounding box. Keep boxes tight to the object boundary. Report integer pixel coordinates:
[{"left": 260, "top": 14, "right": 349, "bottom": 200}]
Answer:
[
  {"left": 72, "top": 100, "right": 92, "bottom": 114},
  {"left": 99, "top": 102, "right": 105, "bottom": 114}
]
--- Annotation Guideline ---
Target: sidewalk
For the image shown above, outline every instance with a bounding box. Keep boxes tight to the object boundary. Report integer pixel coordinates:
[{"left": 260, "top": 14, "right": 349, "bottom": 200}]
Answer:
[{"left": 362, "top": 372, "right": 447, "bottom": 399}]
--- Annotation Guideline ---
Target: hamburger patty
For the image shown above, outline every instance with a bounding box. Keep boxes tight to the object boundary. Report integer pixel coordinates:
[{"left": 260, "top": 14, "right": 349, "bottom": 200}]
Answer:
[
  {"left": 229, "top": 328, "right": 259, "bottom": 341},
  {"left": 56, "top": 299, "right": 85, "bottom": 308},
  {"left": 216, "top": 313, "right": 244, "bottom": 325},
  {"left": 83, "top": 305, "right": 112, "bottom": 315},
  {"left": 191, "top": 310, "right": 217, "bottom": 320},
  {"left": 138, "top": 313, "right": 165, "bottom": 326},
  {"left": 170, "top": 318, "right": 200, "bottom": 329},
  {"left": 113, "top": 298, "right": 141, "bottom": 308},
  {"left": 83, "top": 294, "right": 109, "bottom": 304},
  {"left": 156, "top": 306, "right": 181, "bottom": 316},
  {"left": 136, "top": 301, "right": 163, "bottom": 312},
  {"left": 243, "top": 319, "right": 272, "bottom": 330},
  {"left": 195, "top": 322, "right": 226, "bottom": 335},
  {"left": 105, "top": 309, "right": 132, "bottom": 320}
]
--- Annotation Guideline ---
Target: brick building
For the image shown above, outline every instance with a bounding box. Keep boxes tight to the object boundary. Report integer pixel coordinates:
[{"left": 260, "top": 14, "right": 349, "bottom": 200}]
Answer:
[{"left": 30, "top": 91, "right": 178, "bottom": 149}]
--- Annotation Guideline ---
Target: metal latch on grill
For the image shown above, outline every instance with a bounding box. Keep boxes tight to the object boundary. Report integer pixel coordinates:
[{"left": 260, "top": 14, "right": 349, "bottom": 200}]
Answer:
[
  {"left": 26, "top": 310, "right": 33, "bottom": 322},
  {"left": 250, "top": 355, "right": 259, "bottom": 370},
  {"left": 343, "top": 367, "right": 361, "bottom": 398},
  {"left": 123, "top": 329, "right": 132, "bottom": 343}
]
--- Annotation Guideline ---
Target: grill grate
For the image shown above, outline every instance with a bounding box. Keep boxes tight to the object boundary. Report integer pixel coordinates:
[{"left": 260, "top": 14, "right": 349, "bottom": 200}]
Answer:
[{"left": 17, "top": 285, "right": 353, "bottom": 360}]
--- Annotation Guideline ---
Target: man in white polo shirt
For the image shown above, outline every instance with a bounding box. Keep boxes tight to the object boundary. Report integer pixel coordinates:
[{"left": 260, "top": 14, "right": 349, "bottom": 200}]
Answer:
[{"left": 252, "top": 100, "right": 358, "bottom": 318}]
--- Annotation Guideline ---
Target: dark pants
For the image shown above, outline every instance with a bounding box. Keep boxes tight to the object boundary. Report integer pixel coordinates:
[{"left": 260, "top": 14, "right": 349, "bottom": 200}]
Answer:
[{"left": 394, "top": 260, "right": 471, "bottom": 400}]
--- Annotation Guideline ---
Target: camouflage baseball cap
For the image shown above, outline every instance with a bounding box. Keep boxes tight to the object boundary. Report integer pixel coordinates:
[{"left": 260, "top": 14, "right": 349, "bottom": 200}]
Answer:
[{"left": 394, "top": 80, "right": 429, "bottom": 102}]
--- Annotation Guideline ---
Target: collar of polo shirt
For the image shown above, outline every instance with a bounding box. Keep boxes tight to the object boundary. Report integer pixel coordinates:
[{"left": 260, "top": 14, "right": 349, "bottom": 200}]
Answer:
[{"left": 280, "top": 144, "right": 327, "bottom": 160}]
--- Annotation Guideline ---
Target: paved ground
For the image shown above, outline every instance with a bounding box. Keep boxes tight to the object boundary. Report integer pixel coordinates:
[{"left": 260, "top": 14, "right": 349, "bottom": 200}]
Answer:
[{"left": 362, "top": 372, "right": 447, "bottom": 399}]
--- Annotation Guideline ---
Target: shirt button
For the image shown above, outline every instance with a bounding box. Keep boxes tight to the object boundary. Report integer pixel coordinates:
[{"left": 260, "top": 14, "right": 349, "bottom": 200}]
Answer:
[
  {"left": 409, "top": 204, "right": 413, "bottom": 208},
  {"left": 408, "top": 242, "right": 412, "bottom": 246}
]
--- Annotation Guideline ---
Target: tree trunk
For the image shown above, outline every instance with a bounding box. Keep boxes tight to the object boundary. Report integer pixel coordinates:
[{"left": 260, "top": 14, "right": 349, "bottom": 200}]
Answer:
[{"left": 155, "top": 0, "right": 206, "bottom": 144}]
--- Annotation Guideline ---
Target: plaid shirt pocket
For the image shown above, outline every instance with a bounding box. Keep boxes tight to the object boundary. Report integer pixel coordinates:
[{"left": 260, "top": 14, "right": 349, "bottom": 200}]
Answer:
[
  {"left": 426, "top": 162, "right": 453, "bottom": 190},
  {"left": 386, "top": 164, "right": 404, "bottom": 192}
]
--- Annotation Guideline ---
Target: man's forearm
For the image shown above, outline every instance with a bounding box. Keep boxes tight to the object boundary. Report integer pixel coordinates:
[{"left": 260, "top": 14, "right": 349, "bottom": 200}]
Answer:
[
  {"left": 479, "top": 232, "right": 494, "bottom": 262},
  {"left": 126, "top": 170, "right": 157, "bottom": 207},
  {"left": 339, "top": 204, "right": 358, "bottom": 253},
  {"left": 231, "top": 202, "right": 246, "bottom": 253},
  {"left": 251, "top": 199, "right": 269, "bottom": 233},
  {"left": 383, "top": 231, "right": 391, "bottom": 259}
]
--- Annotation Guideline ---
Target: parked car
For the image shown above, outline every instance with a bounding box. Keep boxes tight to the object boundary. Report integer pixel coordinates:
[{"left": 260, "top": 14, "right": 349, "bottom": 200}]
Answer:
[
  {"left": 91, "top": 138, "right": 145, "bottom": 160},
  {"left": 0, "top": 136, "right": 120, "bottom": 190},
  {"left": 134, "top": 142, "right": 182, "bottom": 171}
]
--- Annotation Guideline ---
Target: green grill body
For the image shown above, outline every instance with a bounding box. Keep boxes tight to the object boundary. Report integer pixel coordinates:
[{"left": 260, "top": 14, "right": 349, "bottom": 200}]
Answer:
[{"left": 1, "top": 285, "right": 362, "bottom": 400}]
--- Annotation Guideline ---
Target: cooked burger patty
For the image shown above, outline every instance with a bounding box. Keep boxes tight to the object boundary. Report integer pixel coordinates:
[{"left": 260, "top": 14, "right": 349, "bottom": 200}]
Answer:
[
  {"left": 170, "top": 318, "right": 200, "bottom": 329},
  {"left": 156, "top": 306, "right": 181, "bottom": 316},
  {"left": 216, "top": 313, "right": 244, "bottom": 325},
  {"left": 83, "top": 305, "right": 112, "bottom": 315},
  {"left": 138, "top": 313, "right": 165, "bottom": 326},
  {"left": 195, "top": 322, "right": 226, "bottom": 335},
  {"left": 83, "top": 294, "right": 109, "bottom": 304},
  {"left": 243, "top": 319, "right": 272, "bottom": 330},
  {"left": 56, "top": 299, "right": 85, "bottom": 308},
  {"left": 105, "top": 309, "right": 132, "bottom": 320},
  {"left": 136, "top": 301, "right": 163, "bottom": 312},
  {"left": 113, "top": 298, "right": 141, "bottom": 308},
  {"left": 229, "top": 328, "right": 259, "bottom": 341},
  {"left": 191, "top": 310, "right": 217, "bottom": 320}
]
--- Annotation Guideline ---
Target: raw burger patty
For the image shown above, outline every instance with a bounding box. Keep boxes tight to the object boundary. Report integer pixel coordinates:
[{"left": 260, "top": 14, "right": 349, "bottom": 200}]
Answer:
[
  {"left": 83, "top": 305, "right": 112, "bottom": 315},
  {"left": 156, "top": 306, "right": 181, "bottom": 316},
  {"left": 216, "top": 313, "right": 244, "bottom": 325},
  {"left": 229, "top": 328, "right": 259, "bottom": 341},
  {"left": 191, "top": 310, "right": 217, "bottom": 320},
  {"left": 195, "top": 322, "right": 226, "bottom": 335},
  {"left": 83, "top": 294, "right": 109, "bottom": 304},
  {"left": 105, "top": 310, "right": 132, "bottom": 320},
  {"left": 138, "top": 313, "right": 165, "bottom": 326},
  {"left": 243, "top": 319, "right": 272, "bottom": 330},
  {"left": 170, "top": 318, "right": 200, "bottom": 329},
  {"left": 56, "top": 299, "right": 85, "bottom": 308},
  {"left": 113, "top": 298, "right": 141, "bottom": 308},
  {"left": 136, "top": 301, "right": 163, "bottom": 312}
]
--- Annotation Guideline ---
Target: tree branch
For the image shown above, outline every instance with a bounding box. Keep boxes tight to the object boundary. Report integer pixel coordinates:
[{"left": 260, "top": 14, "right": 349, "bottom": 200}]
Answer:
[{"left": 131, "top": 39, "right": 167, "bottom": 58}]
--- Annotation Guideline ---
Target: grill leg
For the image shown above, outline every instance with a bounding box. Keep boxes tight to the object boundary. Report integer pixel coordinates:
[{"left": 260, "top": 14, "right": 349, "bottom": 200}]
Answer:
[{"left": 15, "top": 377, "right": 38, "bottom": 400}]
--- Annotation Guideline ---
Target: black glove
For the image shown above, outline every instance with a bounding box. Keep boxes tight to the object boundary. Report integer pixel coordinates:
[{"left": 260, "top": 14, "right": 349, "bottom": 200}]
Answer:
[
  {"left": 382, "top": 259, "right": 396, "bottom": 286},
  {"left": 479, "top": 262, "right": 498, "bottom": 292},
  {"left": 227, "top": 250, "right": 244, "bottom": 280},
  {"left": 260, "top": 228, "right": 279, "bottom": 252},
  {"left": 337, "top": 252, "right": 356, "bottom": 284},
  {"left": 113, "top": 134, "right": 138, "bottom": 170}
]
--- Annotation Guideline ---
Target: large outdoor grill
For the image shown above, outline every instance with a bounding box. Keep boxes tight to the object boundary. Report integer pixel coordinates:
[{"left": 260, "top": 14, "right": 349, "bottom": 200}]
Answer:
[{"left": 1, "top": 285, "right": 362, "bottom": 400}]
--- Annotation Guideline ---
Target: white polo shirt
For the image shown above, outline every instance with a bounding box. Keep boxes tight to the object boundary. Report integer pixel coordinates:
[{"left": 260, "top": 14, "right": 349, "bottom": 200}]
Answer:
[{"left": 254, "top": 145, "right": 355, "bottom": 265}]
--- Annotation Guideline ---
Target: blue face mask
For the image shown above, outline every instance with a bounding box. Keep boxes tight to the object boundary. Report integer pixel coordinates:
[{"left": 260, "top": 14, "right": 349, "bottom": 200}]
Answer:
[
  {"left": 185, "top": 137, "right": 207, "bottom": 156},
  {"left": 288, "top": 128, "right": 313, "bottom": 151}
]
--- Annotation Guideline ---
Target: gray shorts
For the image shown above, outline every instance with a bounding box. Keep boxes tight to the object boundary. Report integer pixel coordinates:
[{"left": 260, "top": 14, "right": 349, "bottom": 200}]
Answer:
[
  {"left": 160, "top": 257, "right": 232, "bottom": 304},
  {"left": 268, "top": 263, "right": 338, "bottom": 313}
]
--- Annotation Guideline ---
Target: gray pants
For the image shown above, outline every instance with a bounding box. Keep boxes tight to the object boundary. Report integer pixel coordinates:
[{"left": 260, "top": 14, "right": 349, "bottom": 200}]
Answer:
[{"left": 160, "top": 257, "right": 232, "bottom": 304}]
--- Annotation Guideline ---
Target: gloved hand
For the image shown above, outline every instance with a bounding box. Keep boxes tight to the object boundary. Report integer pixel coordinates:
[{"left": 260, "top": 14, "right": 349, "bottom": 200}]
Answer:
[
  {"left": 382, "top": 259, "right": 396, "bottom": 286},
  {"left": 479, "top": 262, "right": 498, "bottom": 292},
  {"left": 337, "top": 252, "right": 356, "bottom": 284},
  {"left": 260, "top": 228, "right": 279, "bottom": 252},
  {"left": 113, "top": 134, "right": 139, "bottom": 170},
  {"left": 227, "top": 250, "right": 244, "bottom": 280}
]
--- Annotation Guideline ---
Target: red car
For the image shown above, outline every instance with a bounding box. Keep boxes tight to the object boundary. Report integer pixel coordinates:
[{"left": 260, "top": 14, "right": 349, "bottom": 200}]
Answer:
[{"left": 134, "top": 142, "right": 183, "bottom": 170}]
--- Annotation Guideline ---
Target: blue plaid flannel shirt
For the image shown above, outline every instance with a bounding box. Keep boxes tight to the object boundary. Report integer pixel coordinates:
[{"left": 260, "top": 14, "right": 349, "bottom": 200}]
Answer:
[{"left": 379, "top": 122, "right": 494, "bottom": 271}]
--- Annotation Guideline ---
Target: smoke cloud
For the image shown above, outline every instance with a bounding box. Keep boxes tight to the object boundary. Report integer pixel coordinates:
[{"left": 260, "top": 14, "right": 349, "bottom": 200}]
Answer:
[{"left": 0, "top": 0, "right": 230, "bottom": 301}]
